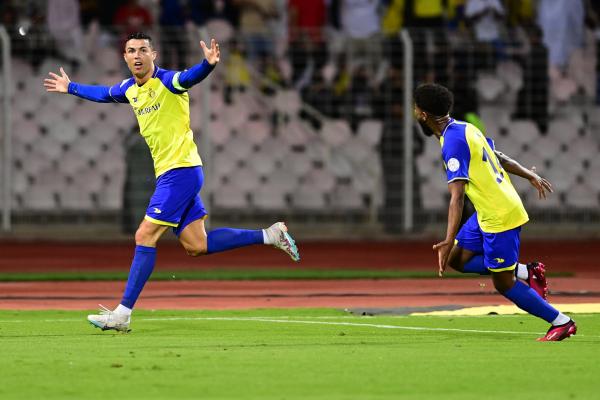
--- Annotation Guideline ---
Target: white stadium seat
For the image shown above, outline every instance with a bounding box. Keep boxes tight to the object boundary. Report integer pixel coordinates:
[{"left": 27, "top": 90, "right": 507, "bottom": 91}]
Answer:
[
  {"left": 331, "top": 184, "right": 363, "bottom": 210},
  {"left": 565, "top": 183, "right": 598, "bottom": 208},
  {"left": 213, "top": 183, "right": 249, "bottom": 208},
  {"left": 321, "top": 119, "right": 352, "bottom": 147},
  {"left": 476, "top": 73, "right": 505, "bottom": 101},
  {"left": 281, "top": 119, "right": 312, "bottom": 146},
  {"left": 291, "top": 183, "right": 327, "bottom": 210},
  {"left": 242, "top": 119, "right": 270, "bottom": 145},
  {"left": 303, "top": 168, "right": 336, "bottom": 192},
  {"left": 357, "top": 119, "right": 383, "bottom": 147}
]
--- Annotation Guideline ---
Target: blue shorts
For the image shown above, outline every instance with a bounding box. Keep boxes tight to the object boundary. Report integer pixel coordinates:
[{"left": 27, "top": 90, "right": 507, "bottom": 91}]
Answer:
[
  {"left": 455, "top": 213, "right": 522, "bottom": 272},
  {"left": 145, "top": 166, "right": 207, "bottom": 236}
]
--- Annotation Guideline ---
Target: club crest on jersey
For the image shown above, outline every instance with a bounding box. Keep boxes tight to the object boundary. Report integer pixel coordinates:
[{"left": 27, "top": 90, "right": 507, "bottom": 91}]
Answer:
[
  {"left": 148, "top": 88, "right": 155, "bottom": 98},
  {"left": 132, "top": 97, "right": 138, "bottom": 103}
]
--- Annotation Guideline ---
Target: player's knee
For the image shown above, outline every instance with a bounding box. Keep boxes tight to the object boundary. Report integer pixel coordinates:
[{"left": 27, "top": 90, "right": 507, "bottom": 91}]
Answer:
[
  {"left": 184, "top": 244, "right": 207, "bottom": 257},
  {"left": 492, "top": 273, "right": 515, "bottom": 294},
  {"left": 135, "top": 228, "right": 154, "bottom": 246}
]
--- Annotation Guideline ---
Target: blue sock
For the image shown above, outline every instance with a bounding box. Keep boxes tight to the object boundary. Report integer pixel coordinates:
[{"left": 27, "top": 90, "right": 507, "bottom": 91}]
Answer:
[
  {"left": 120, "top": 245, "right": 157, "bottom": 309},
  {"left": 503, "top": 281, "right": 559, "bottom": 323},
  {"left": 462, "top": 255, "right": 490, "bottom": 275},
  {"left": 207, "top": 228, "right": 264, "bottom": 254}
]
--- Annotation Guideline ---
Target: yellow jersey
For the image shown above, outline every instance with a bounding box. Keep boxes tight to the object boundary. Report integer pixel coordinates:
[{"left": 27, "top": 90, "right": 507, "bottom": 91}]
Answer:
[
  {"left": 109, "top": 67, "right": 202, "bottom": 177},
  {"left": 439, "top": 119, "right": 529, "bottom": 233}
]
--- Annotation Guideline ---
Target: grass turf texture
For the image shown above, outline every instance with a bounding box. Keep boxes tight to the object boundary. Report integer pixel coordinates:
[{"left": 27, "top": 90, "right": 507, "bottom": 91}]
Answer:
[
  {"left": 0, "top": 269, "right": 574, "bottom": 281},
  {"left": 0, "top": 309, "right": 597, "bottom": 400}
]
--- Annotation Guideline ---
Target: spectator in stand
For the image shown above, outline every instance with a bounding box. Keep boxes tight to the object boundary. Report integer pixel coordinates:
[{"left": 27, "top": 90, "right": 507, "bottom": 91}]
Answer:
[
  {"left": 114, "top": 0, "right": 153, "bottom": 48},
  {"left": 189, "top": 0, "right": 239, "bottom": 28},
  {"left": 234, "top": 0, "right": 278, "bottom": 65},
  {"left": 465, "top": 0, "right": 505, "bottom": 43},
  {"left": 404, "top": 0, "right": 445, "bottom": 28},
  {"left": 46, "top": 0, "right": 85, "bottom": 68},
  {"left": 159, "top": 0, "right": 187, "bottom": 70},
  {"left": 465, "top": 0, "right": 506, "bottom": 68},
  {"left": 288, "top": 0, "right": 327, "bottom": 89},
  {"left": 339, "top": 0, "right": 383, "bottom": 81},
  {"left": 536, "top": 0, "right": 585, "bottom": 76},
  {"left": 404, "top": 0, "right": 449, "bottom": 86}
]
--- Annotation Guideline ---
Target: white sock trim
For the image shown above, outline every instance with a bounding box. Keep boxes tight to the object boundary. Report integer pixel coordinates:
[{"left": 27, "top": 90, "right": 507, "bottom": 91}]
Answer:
[
  {"left": 262, "top": 229, "right": 273, "bottom": 245},
  {"left": 551, "top": 312, "right": 570, "bottom": 326},
  {"left": 516, "top": 263, "right": 528, "bottom": 280},
  {"left": 115, "top": 304, "right": 132, "bottom": 316}
]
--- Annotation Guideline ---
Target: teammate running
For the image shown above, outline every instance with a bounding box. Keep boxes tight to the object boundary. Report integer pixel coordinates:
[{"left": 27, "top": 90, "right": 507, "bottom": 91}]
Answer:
[
  {"left": 44, "top": 32, "right": 300, "bottom": 332},
  {"left": 414, "top": 83, "right": 576, "bottom": 341}
]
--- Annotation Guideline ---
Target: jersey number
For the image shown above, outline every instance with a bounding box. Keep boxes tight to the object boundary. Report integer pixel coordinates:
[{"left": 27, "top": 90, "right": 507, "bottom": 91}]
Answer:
[{"left": 482, "top": 147, "right": 504, "bottom": 183}]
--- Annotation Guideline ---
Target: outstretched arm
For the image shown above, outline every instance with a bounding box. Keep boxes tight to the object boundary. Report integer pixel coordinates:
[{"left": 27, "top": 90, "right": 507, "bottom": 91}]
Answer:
[
  {"left": 433, "top": 180, "right": 466, "bottom": 277},
  {"left": 495, "top": 150, "right": 553, "bottom": 199},
  {"left": 175, "top": 39, "right": 221, "bottom": 90},
  {"left": 44, "top": 67, "right": 126, "bottom": 103}
]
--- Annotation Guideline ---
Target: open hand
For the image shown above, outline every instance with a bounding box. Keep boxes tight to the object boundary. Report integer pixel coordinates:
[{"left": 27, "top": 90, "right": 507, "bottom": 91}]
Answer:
[
  {"left": 528, "top": 166, "right": 553, "bottom": 199},
  {"left": 44, "top": 67, "right": 71, "bottom": 93},
  {"left": 432, "top": 239, "right": 452, "bottom": 277},
  {"left": 201, "top": 38, "right": 220, "bottom": 65}
]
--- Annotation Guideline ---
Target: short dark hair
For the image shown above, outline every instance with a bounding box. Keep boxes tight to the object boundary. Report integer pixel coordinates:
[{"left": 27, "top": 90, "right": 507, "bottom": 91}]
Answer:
[
  {"left": 125, "top": 32, "right": 153, "bottom": 48},
  {"left": 414, "top": 83, "right": 454, "bottom": 117}
]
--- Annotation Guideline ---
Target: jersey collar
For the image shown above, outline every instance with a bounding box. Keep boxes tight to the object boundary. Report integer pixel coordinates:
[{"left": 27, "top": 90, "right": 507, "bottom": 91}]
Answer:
[{"left": 441, "top": 118, "right": 455, "bottom": 137}]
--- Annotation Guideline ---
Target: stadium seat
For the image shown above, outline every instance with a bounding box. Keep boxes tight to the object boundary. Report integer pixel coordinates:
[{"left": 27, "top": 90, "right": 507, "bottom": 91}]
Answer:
[
  {"left": 286, "top": 150, "right": 312, "bottom": 176},
  {"left": 340, "top": 137, "right": 373, "bottom": 164},
  {"left": 243, "top": 119, "right": 270, "bottom": 145},
  {"left": 505, "top": 120, "right": 540, "bottom": 145},
  {"left": 274, "top": 89, "right": 302, "bottom": 116},
  {"left": 496, "top": 61, "right": 524, "bottom": 92},
  {"left": 320, "top": 119, "right": 352, "bottom": 147},
  {"left": 303, "top": 168, "right": 336, "bottom": 192},
  {"left": 565, "top": 183, "right": 598, "bottom": 208},
  {"left": 546, "top": 119, "right": 580, "bottom": 143},
  {"left": 356, "top": 119, "right": 383, "bottom": 147},
  {"left": 37, "top": 135, "right": 63, "bottom": 160},
  {"left": 13, "top": 119, "right": 40, "bottom": 146},
  {"left": 23, "top": 185, "right": 58, "bottom": 210},
  {"left": 227, "top": 166, "right": 260, "bottom": 192},
  {"left": 49, "top": 120, "right": 80, "bottom": 144},
  {"left": 281, "top": 119, "right": 313, "bottom": 146},
  {"left": 213, "top": 183, "right": 249, "bottom": 209},
  {"left": 209, "top": 119, "right": 231, "bottom": 146},
  {"left": 476, "top": 73, "right": 505, "bottom": 101},
  {"left": 252, "top": 183, "right": 287, "bottom": 210},
  {"left": 331, "top": 184, "right": 363, "bottom": 210},
  {"left": 327, "top": 151, "right": 354, "bottom": 179},
  {"left": 291, "top": 183, "right": 327, "bottom": 210},
  {"left": 227, "top": 134, "right": 254, "bottom": 161}
]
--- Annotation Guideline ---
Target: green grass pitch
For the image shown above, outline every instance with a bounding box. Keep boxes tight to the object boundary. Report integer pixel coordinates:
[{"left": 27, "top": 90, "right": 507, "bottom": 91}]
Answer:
[{"left": 0, "top": 309, "right": 598, "bottom": 399}]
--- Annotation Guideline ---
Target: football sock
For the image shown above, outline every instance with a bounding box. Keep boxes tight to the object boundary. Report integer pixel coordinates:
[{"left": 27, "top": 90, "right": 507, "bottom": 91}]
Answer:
[
  {"left": 115, "top": 304, "right": 132, "bottom": 316},
  {"left": 462, "top": 255, "right": 490, "bottom": 275},
  {"left": 551, "top": 312, "right": 571, "bottom": 326},
  {"left": 206, "top": 228, "right": 264, "bottom": 253},
  {"left": 516, "top": 263, "right": 528, "bottom": 280},
  {"left": 121, "top": 245, "right": 157, "bottom": 309},
  {"left": 503, "top": 281, "right": 559, "bottom": 323}
]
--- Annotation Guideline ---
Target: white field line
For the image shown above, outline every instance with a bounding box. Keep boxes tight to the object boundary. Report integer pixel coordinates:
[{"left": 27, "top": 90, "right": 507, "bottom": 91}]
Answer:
[
  {"left": 0, "top": 315, "right": 597, "bottom": 338},
  {"left": 140, "top": 316, "right": 543, "bottom": 336}
]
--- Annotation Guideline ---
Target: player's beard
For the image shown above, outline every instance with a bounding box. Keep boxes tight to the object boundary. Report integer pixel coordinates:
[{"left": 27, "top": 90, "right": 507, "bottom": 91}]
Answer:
[{"left": 417, "top": 119, "right": 435, "bottom": 137}]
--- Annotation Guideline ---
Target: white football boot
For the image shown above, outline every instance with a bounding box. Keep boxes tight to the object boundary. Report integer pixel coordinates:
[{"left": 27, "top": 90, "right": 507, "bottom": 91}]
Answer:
[
  {"left": 87, "top": 305, "right": 131, "bottom": 332},
  {"left": 265, "top": 222, "right": 300, "bottom": 262}
]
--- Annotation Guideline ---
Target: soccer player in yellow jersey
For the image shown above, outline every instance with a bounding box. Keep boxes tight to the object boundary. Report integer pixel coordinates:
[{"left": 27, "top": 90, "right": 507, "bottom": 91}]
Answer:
[
  {"left": 44, "top": 32, "right": 300, "bottom": 332},
  {"left": 413, "top": 83, "right": 576, "bottom": 341}
]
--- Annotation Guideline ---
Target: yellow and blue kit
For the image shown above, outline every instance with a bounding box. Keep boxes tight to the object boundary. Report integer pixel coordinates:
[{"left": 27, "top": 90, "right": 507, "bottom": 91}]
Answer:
[
  {"left": 440, "top": 119, "right": 529, "bottom": 271},
  {"left": 68, "top": 60, "right": 214, "bottom": 233}
]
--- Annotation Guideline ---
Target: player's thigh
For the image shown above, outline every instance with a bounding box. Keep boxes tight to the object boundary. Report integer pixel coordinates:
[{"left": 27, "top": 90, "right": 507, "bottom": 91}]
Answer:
[
  {"left": 483, "top": 226, "right": 521, "bottom": 274},
  {"left": 178, "top": 218, "right": 208, "bottom": 256},
  {"left": 447, "top": 245, "right": 477, "bottom": 272},
  {"left": 135, "top": 219, "right": 169, "bottom": 246},
  {"left": 451, "top": 213, "right": 483, "bottom": 271}
]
